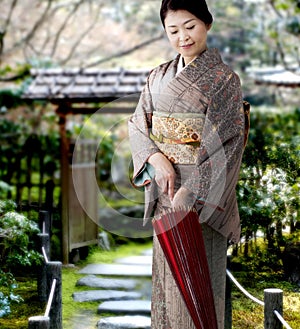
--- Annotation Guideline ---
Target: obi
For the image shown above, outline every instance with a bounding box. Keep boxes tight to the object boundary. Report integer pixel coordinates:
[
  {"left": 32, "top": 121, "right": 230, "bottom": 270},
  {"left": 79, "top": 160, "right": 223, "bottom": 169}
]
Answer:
[{"left": 150, "top": 111, "right": 205, "bottom": 164}]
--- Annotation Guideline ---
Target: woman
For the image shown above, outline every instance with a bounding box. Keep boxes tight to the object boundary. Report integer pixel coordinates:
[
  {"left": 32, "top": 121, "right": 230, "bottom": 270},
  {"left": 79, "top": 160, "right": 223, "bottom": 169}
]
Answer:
[{"left": 128, "top": 0, "right": 247, "bottom": 328}]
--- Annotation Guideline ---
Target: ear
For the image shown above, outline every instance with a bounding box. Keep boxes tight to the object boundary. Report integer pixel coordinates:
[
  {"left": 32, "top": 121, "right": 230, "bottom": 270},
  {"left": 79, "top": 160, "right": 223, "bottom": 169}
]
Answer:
[{"left": 206, "top": 23, "right": 212, "bottom": 31}]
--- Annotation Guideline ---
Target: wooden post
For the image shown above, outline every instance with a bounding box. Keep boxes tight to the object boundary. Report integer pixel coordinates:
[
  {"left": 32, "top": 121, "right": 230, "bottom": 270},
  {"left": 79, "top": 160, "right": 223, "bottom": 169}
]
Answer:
[
  {"left": 38, "top": 233, "right": 50, "bottom": 259},
  {"left": 47, "top": 261, "right": 62, "bottom": 329},
  {"left": 28, "top": 316, "right": 50, "bottom": 329},
  {"left": 57, "top": 107, "right": 70, "bottom": 264},
  {"left": 39, "top": 210, "right": 51, "bottom": 235},
  {"left": 37, "top": 233, "right": 50, "bottom": 302},
  {"left": 264, "top": 288, "right": 283, "bottom": 329}
]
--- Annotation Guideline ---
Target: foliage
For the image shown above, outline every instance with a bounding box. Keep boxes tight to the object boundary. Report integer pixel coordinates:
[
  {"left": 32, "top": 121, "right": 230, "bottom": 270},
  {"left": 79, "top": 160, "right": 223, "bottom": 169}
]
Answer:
[
  {"left": 0, "top": 197, "right": 42, "bottom": 318},
  {"left": 71, "top": 113, "right": 120, "bottom": 185},
  {"left": 0, "top": 89, "right": 23, "bottom": 110},
  {"left": 0, "top": 63, "right": 32, "bottom": 111},
  {"left": 0, "top": 115, "right": 61, "bottom": 204},
  {"left": 231, "top": 270, "right": 300, "bottom": 329},
  {"left": 236, "top": 107, "right": 300, "bottom": 269},
  {"left": 0, "top": 270, "right": 23, "bottom": 318},
  {"left": 213, "top": 0, "right": 300, "bottom": 69},
  {"left": 0, "top": 181, "right": 12, "bottom": 199},
  {"left": 0, "top": 276, "right": 43, "bottom": 328},
  {"left": 0, "top": 199, "right": 42, "bottom": 271}
]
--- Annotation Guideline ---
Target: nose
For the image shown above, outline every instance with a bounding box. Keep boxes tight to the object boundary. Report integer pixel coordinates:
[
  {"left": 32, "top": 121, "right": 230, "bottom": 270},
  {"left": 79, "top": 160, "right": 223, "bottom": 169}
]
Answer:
[{"left": 179, "top": 30, "right": 189, "bottom": 42}]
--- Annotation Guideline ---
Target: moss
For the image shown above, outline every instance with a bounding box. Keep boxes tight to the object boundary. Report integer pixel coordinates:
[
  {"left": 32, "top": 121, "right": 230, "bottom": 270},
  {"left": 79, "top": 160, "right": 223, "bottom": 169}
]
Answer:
[
  {"left": 86, "top": 241, "right": 152, "bottom": 264},
  {"left": 61, "top": 266, "right": 98, "bottom": 328},
  {"left": 231, "top": 271, "right": 300, "bottom": 328},
  {"left": 0, "top": 277, "right": 45, "bottom": 329}
]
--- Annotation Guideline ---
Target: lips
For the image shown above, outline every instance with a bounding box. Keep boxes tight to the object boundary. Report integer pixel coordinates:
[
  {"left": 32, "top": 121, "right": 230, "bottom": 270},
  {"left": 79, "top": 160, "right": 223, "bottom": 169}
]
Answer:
[{"left": 180, "top": 43, "right": 194, "bottom": 49}]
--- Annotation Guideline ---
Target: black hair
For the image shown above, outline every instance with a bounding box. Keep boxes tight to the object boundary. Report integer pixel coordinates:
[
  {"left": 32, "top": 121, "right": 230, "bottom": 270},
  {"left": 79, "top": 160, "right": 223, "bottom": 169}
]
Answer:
[{"left": 160, "top": 0, "right": 213, "bottom": 27}]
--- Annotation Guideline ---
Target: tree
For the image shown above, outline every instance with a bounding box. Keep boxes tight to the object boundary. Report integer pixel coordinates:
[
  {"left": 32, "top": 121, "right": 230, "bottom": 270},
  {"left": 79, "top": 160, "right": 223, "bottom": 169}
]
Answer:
[{"left": 0, "top": 0, "right": 164, "bottom": 80}]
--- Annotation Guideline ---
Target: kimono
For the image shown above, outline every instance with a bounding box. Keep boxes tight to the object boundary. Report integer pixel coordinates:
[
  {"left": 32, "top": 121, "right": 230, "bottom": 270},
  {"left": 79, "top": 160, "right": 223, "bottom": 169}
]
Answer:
[{"left": 128, "top": 48, "right": 246, "bottom": 329}]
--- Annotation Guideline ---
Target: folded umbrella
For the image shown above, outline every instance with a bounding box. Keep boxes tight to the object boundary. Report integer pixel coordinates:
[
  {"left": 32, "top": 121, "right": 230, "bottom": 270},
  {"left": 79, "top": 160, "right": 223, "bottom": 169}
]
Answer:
[{"left": 152, "top": 208, "right": 218, "bottom": 329}]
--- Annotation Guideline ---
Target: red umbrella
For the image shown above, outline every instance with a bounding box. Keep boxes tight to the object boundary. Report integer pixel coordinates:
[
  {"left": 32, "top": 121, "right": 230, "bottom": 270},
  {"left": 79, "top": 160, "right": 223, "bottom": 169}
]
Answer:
[{"left": 152, "top": 208, "right": 218, "bottom": 329}]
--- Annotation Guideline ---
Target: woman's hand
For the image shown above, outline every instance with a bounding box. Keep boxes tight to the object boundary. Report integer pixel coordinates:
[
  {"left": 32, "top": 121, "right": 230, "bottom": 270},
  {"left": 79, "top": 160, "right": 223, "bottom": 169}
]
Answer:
[
  {"left": 172, "top": 187, "right": 195, "bottom": 210},
  {"left": 148, "top": 152, "right": 176, "bottom": 200}
]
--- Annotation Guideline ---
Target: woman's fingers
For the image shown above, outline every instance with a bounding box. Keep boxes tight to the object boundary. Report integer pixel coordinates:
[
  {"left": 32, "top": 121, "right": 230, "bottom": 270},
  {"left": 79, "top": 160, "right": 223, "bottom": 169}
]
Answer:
[
  {"left": 155, "top": 169, "right": 175, "bottom": 196},
  {"left": 171, "top": 187, "right": 195, "bottom": 210},
  {"left": 148, "top": 152, "right": 176, "bottom": 199},
  {"left": 168, "top": 176, "right": 174, "bottom": 200}
]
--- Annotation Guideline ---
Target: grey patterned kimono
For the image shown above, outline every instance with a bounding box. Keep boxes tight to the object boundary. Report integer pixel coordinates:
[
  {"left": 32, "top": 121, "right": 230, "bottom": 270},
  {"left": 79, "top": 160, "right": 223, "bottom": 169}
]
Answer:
[
  {"left": 128, "top": 48, "right": 245, "bottom": 244},
  {"left": 128, "top": 48, "right": 246, "bottom": 329}
]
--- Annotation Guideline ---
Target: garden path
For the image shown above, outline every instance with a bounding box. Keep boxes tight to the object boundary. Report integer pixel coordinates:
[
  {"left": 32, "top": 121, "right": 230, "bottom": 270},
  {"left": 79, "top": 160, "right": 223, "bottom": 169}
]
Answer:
[{"left": 71, "top": 248, "right": 153, "bottom": 329}]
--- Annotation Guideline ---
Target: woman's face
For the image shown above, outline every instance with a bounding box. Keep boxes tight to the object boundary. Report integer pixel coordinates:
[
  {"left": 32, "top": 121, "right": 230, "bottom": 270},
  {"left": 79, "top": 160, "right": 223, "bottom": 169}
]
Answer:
[{"left": 164, "top": 10, "right": 211, "bottom": 65}]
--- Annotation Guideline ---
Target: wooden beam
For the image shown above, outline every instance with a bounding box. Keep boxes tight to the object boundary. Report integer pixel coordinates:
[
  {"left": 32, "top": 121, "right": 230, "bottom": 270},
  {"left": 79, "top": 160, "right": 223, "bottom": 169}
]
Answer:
[{"left": 63, "top": 106, "right": 137, "bottom": 115}]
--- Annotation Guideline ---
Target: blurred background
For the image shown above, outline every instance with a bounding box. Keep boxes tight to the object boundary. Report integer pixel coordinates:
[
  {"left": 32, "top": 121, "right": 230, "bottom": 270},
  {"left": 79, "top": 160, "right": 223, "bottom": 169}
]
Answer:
[
  {"left": 0, "top": 1, "right": 299, "bottom": 327},
  {"left": 1, "top": 0, "right": 299, "bottom": 259},
  {"left": 1, "top": 0, "right": 299, "bottom": 269}
]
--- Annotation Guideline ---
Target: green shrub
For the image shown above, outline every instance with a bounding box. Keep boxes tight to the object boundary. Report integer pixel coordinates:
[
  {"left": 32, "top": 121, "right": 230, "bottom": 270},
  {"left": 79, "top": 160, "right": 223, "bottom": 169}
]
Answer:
[
  {"left": 0, "top": 270, "right": 23, "bottom": 318},
  {"left": 0, "top": 197, "right": 42, "bottom": 317}
]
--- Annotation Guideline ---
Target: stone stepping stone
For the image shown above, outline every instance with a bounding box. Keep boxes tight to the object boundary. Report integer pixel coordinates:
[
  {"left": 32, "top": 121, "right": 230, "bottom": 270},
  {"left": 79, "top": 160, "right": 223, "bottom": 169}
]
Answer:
[
  {"left": 115, "top": 256, "right": 152, "bottom": 266},
  {"left": 97, "top": 300, "right": 151, "bottom": 315},
  {"left": 76, "top": 275, "right": 138, "bottom": 290},
  {"left": 72, "top": 290, "right": 141, "bottom": 302},
  {"left": 141, "top": 249, "right": 152, "bottom": 256},
  {"left": 97, "top": 315, "right": 151, "bottom": 329},
  {"left": 78, "top": 264, "right": 152, "bottom": 277}
]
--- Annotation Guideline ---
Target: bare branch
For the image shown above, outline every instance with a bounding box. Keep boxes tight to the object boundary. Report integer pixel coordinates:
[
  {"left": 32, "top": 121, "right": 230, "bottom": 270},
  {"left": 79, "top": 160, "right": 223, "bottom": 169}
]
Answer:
[
  {"left": 37, "top": 0, "right": 87, "bottom": 55},
  {"left": 0, "top": 0, "right": 18, "bottom": 61},
  {"left": 60, "top": 3, "right": 104, "bottom": 65},
  {"left": 4, "top": 0, "right": 53, "bottom": 57},
  {"left": 50, "top": 0, "right": 84, "bottom": 58},
  {"left": 268, "top": 0, "right": 284, "bottom": 18},
  {"left": 2, "top": 0, "right": 18, "bottom": 31},
  {"left": 23, "top": 40, "right": 39, "bottom": 59},
  {"left": 275, "top": 39, "right": 287, "bottom": 68},
  {"left": 83, "top": 32, "right": 165, "bottom": 68}
]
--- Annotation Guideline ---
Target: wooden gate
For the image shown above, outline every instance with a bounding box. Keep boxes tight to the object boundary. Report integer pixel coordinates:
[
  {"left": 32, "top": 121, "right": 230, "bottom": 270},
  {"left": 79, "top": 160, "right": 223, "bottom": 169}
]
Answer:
[{"left": 67, "top": 139, "right": 98, "bottom": 254}]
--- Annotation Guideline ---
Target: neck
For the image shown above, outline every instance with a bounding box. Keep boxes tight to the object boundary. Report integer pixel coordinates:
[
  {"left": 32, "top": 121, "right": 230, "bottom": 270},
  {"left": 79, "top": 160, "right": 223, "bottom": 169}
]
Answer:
[{"left": 183, "top": 48, "right": 208, "bottom": 66}]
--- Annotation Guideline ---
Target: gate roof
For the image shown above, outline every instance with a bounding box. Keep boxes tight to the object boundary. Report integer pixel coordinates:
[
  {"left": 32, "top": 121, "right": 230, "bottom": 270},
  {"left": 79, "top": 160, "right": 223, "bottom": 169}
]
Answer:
[
  {"left": 23, "top": 67, "right": 150, "bottom": 104},
  {"left": 248, "top": 66, "right": 300, "bottom": 88}
]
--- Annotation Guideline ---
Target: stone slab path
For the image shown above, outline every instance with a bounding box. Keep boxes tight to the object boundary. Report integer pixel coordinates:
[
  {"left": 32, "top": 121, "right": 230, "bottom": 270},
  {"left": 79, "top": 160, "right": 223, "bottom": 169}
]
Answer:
[
  {"left": 73, "top": 290, "right": 142, "bottom": 303},
  {"left": 98, "top": 300, "right": 151, "bottom": 315},
  {"left": 97, "top": 315, "right": 151, "bottom": 329},
  {"left": 73, "top": 248, "right": 153, "bottom": 329},
  {"left": 76, "top": 275, "right": 138, "bottom": 290},
  {"left": 78, "top": 263, "right": 152, "bottom": 277},
  {"left": 115, "top": 256, "right": 153, "bottom": 266}
]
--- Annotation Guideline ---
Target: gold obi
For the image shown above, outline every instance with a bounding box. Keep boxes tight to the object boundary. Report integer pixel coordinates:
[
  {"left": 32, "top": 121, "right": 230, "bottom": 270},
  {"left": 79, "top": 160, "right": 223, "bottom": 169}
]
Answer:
[{"left": 151, "top": 111, "right": 205, "bottom": 164}]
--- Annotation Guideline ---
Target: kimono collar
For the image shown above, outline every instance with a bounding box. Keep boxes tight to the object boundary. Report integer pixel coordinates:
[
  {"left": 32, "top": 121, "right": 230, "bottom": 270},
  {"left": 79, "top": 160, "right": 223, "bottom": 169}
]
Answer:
[
  {"left": 182, "top": 49, "right": 221, "bottom": 76},
  {"left": 176, "top": 56, "right": 186, "bottom": 75},
  {"left": 150, "top": 48, "right": 223, "bottom": 109},
  {"left": 175, "top": 48, "right": 222, "bottom": 79}
]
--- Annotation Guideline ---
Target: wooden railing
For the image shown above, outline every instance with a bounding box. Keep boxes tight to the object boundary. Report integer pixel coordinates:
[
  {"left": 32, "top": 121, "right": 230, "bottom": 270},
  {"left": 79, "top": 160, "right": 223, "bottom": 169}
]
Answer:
[
  {"left": 28, "top": 211, "right": 62, "bottom": 329},
  {"left": 226, "top": 269, "right": 293, "bottom": 329}
]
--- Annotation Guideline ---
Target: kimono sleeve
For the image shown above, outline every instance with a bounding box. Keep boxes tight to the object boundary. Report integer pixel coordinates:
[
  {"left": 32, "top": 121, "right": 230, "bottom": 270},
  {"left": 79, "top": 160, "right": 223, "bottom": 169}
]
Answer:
[
  {"left": 128, "top": 70, "right": 160, "bottom": 187},
  {"left": 183, "top": 72, "right": 245, "bottom": 206}
]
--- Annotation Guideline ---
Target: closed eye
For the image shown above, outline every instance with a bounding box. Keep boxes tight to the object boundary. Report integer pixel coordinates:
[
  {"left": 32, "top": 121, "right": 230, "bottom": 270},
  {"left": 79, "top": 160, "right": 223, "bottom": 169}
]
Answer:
[{"left": 186, "top": 25, "right": 195, "bottom": 30}]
